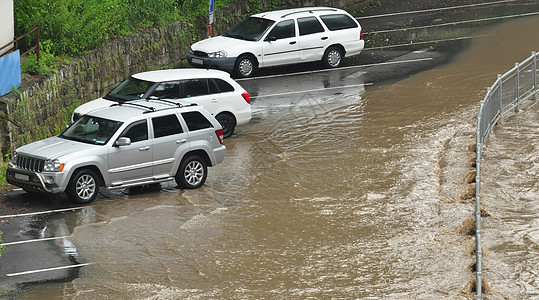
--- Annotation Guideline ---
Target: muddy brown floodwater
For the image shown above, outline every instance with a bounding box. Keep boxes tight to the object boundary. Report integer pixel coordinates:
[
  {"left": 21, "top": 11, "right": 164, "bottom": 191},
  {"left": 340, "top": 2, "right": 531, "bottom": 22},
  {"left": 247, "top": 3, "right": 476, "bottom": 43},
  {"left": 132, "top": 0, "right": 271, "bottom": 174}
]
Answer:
[{"left": 17, "top": 16, "right": 539, "bottom": 299}]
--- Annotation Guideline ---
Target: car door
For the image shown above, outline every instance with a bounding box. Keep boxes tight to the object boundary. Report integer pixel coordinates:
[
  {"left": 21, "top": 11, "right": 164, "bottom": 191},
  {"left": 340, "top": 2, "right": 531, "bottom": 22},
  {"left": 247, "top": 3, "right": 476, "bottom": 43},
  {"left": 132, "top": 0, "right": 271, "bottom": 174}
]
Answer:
[
  {"left": 261, "top": 19, "right": 299, "bottom": 67},
  {"left": 108, "top": 119, "right": 153, "bottom": 186},
  {"left": 297, "top": 16, "right": 329, "bottom": 62},
  {"left": 180, "top": 78, "right": 220, "bottom": 115},
  {"left": 151, "top": 113, "right": 190, "bottom": 178}
]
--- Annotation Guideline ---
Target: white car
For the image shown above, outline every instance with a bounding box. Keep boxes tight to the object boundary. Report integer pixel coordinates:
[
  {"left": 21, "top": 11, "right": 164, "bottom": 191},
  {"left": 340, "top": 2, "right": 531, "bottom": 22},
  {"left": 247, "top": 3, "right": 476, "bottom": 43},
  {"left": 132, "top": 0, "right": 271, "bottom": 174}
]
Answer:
[
  {"left": 187, "top": 7, "right": 364, "bottom": 78},
  {"left": 72, "top": 69, "right": 251, "bottom": 138}
]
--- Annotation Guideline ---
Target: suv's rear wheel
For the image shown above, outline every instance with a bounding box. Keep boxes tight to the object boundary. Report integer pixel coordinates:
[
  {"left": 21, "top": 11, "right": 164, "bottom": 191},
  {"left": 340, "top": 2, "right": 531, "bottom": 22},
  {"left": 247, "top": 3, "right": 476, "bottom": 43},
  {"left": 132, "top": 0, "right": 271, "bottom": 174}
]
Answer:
[
  {"left": 66, "top": 169, "right": 100, "bottom": 204},
  {"left": 235, "top": 55, "right": 257, "bottom": 78},
  {"left": 175, "top": 155, "right": 208, "bottom": 189},
  {"left": 216, "top": 113, "right": 236, "bottom": 138},
  {"left": 323, "top": 46, "right": 344, "bottom": 68}
]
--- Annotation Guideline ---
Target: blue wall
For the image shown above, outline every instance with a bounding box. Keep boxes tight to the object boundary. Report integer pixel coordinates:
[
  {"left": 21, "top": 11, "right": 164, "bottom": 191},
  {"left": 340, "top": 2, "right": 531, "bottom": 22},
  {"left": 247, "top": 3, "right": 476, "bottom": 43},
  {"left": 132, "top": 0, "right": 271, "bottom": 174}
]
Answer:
[{"left": 0, "top": 50, "right": 21, "bottom": 96}]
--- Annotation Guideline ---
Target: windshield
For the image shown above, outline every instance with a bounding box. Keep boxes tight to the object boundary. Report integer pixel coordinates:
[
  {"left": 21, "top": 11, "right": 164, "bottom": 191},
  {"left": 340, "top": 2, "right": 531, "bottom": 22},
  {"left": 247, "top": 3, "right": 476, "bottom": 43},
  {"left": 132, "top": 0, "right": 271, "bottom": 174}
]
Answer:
[
  {"left": 224, "top": 17, "right": 275, "bottom": 41},
  {"left": 104, "top": 77, "right": 155, "bottom": 102},
  {"left": 60, "top": 115, "right": 123, "bottom": 145}
]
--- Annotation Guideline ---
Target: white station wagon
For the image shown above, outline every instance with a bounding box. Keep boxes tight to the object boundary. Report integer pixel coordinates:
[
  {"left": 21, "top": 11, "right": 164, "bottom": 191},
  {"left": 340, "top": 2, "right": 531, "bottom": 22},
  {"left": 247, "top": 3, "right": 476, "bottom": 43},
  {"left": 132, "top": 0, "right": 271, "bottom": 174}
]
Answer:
[
  {"left": 72, "top": 69, "right": 251, "bottom": 138},
  {"left": 187, "top": 7, "right": 365, "bottom": 77}
]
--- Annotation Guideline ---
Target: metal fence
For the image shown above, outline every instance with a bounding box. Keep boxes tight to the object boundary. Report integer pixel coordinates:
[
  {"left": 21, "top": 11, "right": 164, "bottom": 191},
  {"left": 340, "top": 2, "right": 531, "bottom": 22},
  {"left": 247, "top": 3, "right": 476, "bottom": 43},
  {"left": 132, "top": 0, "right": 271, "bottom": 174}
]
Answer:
[{"left": 474, "top": 51, "right": 538, "bottom": 299}]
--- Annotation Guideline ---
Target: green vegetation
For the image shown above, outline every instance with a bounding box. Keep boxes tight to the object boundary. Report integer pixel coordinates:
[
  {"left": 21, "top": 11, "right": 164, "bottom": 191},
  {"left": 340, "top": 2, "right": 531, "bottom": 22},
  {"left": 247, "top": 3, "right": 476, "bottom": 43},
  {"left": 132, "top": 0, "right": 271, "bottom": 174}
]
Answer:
[{"left": 14, "top": 0, "right": 241, "bottom": 64}]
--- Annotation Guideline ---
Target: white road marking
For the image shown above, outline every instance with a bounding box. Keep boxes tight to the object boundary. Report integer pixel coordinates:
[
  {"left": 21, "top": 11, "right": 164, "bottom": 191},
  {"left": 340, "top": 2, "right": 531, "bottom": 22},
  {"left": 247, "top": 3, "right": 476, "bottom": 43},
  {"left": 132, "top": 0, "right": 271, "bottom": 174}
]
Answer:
[
  {"left": 237, "top": 57, "right": 434, "bottom": 82},
  {"left": 6, "top": 263, "right": 95, "bottom": 277},
  {"left": 250, "top": 83, "right": 374, "bottom": 100},
  {"left": 366, "top": 11, "right": 539, "bottom": 35},
  {"left": 1, "top": 235, "right": 71, "bottom": 246},
  {"left": 0, "top": 206, "right": 91, "bottom": 219},
  {"left": 356, "top": 0, "right": 517, "bottom": 19}
]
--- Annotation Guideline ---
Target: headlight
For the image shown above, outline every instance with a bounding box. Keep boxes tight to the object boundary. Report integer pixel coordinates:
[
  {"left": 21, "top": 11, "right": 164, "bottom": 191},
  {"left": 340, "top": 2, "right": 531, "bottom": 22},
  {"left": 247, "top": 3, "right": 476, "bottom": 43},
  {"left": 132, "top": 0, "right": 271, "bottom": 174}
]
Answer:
[
  {"left": 208, "top": 50, "right": 227, "bottom": 58},
  {"left": 44, "top": 159, "right": 65, "bottom": 172},
  {"left": 10, "top": 151, "right": 18, "bottom": 164}
]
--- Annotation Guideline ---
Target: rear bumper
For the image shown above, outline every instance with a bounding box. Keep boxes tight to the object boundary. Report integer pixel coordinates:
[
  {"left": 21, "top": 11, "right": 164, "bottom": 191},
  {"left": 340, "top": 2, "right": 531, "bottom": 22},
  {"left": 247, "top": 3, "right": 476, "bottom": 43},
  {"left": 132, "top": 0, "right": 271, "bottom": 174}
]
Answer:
[
  {"left": 234, "top": 109, "right": 252, "bottom": 126},
  {"left": 212, "top": 145, "right": 227, "bottom": 166}
]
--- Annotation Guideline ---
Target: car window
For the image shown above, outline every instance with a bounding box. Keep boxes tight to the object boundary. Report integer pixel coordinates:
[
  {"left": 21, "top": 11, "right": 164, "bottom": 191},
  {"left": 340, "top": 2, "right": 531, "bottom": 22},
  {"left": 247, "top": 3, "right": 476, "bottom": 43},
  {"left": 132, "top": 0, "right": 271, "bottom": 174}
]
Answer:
[
  {"left": 298, "top": 16, "right": 325, "bottom": 36},
  {"left": 224, "top": 17, "right": 275, "bottom": 41},
  {"left": 61, "top": 115, "right": 123, "bottom": 145},
  {"left": 267, "top": 19, "right": 295, "bottom": 40},
  {"left": 150, "top": 81, "right": 181, "bottom": 99},
  {"left": 211, "top": 78, "right": 235, "bottom": 93},
  {"left": 105, "top": 77, "right": 154, "bottom": 102},
  {"left": 152, "top": 114, "right": 183, "bottom": 138},
  {"left": 184, "top": 79, "right": 209, "bottom": 98},
  {"left": 319, "top": 14, "right": 358, "bottom": 31},
  {"left": 120, "top": 120, "right": 148, "bottom": 143},
  {"left": 181, "top": 111, "right": 214, "bottom": 131}
]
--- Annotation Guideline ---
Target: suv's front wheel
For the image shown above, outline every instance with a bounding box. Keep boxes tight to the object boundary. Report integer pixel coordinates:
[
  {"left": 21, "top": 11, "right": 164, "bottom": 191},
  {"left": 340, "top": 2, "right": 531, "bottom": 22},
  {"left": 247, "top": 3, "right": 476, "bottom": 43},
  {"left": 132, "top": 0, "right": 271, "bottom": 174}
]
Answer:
[
  {"left": 176, "top": 155, "right": 208, "bottom": 189},
  {"left": 66, "top": 168, "right": 100, "bottom": 204}
]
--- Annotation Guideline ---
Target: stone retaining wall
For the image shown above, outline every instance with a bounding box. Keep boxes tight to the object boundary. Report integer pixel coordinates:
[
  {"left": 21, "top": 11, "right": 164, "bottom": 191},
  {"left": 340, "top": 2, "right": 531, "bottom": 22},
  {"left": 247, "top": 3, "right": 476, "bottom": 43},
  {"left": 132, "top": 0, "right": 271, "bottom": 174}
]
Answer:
[{"left": 0, "top": 0, "right": 377, "bottom": 157}]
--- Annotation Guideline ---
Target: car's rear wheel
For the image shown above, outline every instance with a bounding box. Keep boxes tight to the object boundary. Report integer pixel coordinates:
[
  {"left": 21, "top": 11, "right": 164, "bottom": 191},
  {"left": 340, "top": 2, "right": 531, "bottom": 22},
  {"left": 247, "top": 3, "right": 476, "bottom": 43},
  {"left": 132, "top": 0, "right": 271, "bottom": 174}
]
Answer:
[
  {"left": 175, "top": 155, "right": 208, "bottom": 189},
  {"left": 323, "top": 46, "right": 344, "bottom": 68},
  {"left": 216, "top": 113, "right": 236, "bottom": 138},
  {"left": 66, "top": 168, "right": 100, "bottom": 204},
  {"left": 235, "top": 55, "right": 257, "bottom": 78}
]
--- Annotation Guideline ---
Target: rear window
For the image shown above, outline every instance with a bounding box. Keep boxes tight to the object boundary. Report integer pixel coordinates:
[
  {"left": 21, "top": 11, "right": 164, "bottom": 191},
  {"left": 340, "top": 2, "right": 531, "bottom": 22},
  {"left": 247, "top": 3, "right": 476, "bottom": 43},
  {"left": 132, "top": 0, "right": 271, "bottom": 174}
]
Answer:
[
  {"left": 320, "top": 14, "right": 358, "bottom": 31},
  {"left": 211, "top": 78, "right": 235, "bottom": 93},
  {"left": 182, "top": 111, "right": 214, "bottom": 131}
]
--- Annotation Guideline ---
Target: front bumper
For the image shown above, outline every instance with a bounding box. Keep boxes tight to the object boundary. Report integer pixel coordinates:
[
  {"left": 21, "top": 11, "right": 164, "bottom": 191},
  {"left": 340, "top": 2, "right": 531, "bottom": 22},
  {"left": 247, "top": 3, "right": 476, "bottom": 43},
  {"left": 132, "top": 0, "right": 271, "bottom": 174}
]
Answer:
[
  {"left": 6, "top": 165, "right": 67, "bottom": 194},
  {"left": 186, "top": 53, "right": 237, "bottom": 74}
]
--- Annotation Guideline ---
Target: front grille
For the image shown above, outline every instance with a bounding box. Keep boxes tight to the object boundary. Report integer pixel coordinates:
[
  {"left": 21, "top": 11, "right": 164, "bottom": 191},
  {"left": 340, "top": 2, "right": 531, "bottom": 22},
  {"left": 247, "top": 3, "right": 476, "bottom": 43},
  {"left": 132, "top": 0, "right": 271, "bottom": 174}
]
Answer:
[
  {"left": 193, "top": 51, "right": 208, "bottom": 58},
  {"left": 16, "top": 155, "right": 45, "bottom": 172}
]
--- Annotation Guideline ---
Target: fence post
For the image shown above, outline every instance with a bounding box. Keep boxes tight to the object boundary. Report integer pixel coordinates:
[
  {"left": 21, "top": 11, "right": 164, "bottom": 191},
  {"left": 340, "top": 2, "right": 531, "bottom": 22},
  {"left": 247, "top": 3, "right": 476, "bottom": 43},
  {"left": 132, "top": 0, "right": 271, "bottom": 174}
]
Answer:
[
  {"left": 514, "top": 63, "right": 520, "bottom": 113},
  {"left": 533, "top": 52, "right": 537, "bottom": 102},
  {"left": 497, "top": 75, "right": 502, "bottom": 112}
]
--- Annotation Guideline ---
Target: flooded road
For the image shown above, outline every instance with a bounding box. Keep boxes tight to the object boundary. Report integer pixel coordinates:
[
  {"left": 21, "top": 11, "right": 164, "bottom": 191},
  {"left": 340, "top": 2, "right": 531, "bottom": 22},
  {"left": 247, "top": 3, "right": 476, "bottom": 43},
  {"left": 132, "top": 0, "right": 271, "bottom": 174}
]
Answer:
[{"left": 4, "top": 14, "right": 539, "bottom": 300}]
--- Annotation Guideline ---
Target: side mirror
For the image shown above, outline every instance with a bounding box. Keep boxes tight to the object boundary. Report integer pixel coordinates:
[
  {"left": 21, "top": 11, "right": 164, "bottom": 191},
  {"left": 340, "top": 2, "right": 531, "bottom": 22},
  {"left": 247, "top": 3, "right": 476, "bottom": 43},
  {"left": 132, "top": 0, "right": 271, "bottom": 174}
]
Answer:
[
  {"left": 114, "top": 137, "right": 131, "bottom": 147},
  {"left": 265, "top": 36, "right": 277, "bottom": 42}
]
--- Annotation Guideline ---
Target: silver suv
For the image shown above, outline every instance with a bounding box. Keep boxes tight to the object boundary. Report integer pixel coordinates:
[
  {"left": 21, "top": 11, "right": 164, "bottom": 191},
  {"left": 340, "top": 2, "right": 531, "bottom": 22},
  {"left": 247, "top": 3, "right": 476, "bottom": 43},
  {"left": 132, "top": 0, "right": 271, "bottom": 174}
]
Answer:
[{"left": 6, "top": 99, "right": 226, "bottom": 203}]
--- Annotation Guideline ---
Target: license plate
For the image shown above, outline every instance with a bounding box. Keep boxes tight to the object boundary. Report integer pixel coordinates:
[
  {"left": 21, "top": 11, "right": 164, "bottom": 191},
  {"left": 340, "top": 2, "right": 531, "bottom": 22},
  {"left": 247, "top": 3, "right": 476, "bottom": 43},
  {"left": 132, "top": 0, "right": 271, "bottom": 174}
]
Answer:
[
  {"left": 191, "top": 58, "right": 203, "bottom": 65},
  {"left": 14, "top": 173, "right": 30, "bottom": 181}
]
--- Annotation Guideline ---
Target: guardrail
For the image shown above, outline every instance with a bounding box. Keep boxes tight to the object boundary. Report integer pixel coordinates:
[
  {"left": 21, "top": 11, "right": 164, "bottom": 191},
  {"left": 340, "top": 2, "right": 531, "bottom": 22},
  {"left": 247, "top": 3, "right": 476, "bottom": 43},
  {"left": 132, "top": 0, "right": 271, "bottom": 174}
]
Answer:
[
  {"left": 474, "top": 51, "right": 538, "bottom": 299},
  {"left": 0, "top": 24, "right": 40, "bottom": 61}
]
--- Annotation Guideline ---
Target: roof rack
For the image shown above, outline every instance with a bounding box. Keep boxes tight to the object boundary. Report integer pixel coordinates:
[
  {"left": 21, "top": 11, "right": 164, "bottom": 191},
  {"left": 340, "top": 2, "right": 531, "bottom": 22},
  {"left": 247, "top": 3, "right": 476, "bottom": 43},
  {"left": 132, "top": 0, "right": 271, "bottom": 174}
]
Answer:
[
  {"left": 280, "top": 8, "right": 337, "bottom": 18},
  {"left": 112, "top": 98, "right": 198, "bottom": 114}
]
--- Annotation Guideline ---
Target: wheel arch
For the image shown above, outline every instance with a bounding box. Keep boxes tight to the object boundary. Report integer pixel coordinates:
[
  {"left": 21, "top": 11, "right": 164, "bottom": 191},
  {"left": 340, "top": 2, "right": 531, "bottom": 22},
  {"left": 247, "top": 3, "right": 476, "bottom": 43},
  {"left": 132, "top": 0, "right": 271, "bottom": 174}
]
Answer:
[
  {"left": 68, "top": 165, "right": 105, "bottom": 187},
  {"left": 325, "top": 44, "right": 346, "bottom": 56},
  {"left": 182, "top": 150, "right": 212, "bottom": 167}
]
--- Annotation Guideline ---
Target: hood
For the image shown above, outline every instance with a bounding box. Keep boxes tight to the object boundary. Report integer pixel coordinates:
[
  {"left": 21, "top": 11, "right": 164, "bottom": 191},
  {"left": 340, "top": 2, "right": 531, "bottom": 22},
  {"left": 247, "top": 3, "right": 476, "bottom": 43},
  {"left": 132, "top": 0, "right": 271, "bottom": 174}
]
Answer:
[
  {"left": 191, "top": 36, "right": 254, "bottom": 56},
  {"left": 17, "top": 136, "right": 99, "bottom": 161}
]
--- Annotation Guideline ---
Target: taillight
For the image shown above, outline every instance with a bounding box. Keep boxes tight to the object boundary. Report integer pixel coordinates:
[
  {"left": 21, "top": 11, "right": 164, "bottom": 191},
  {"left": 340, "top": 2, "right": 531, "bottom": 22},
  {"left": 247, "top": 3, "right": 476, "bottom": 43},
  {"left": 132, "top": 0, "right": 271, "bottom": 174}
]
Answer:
[
  {"left": 241, "top": 92, "right": 250, "bottom": 104},
  {"left": 216, "top": 129, "right": 224, "bottom": 144},
  {"left": 360, "top": 29, "right": 363, "bottom": 40}
]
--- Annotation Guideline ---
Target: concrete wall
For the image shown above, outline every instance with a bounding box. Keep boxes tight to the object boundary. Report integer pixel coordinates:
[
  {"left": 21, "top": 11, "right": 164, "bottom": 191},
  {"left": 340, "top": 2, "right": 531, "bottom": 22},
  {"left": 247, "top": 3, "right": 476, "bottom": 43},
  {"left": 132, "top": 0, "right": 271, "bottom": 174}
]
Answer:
[{"left": 0, "top": 0, "right": 377, "bottom": 158}]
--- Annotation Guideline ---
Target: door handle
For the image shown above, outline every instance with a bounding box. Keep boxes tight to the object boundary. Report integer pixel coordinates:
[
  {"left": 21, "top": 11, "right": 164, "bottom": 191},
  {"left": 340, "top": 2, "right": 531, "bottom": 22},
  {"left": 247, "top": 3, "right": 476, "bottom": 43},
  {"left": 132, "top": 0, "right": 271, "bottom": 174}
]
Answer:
[
  {"left": 210, "top": 99, "right": 218, "bottom": 103},
  {"left": 139, "top": 146, "right": 150, "bottom": 151},
  {"left": 289, "top": 41, "right": 297, "bottom": 45},
  {"left": 177, "top": 139, "right": 187, "bottom": 144},
  {"left": 321, "top": 37, "right": 328, "bottom": 40}
]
